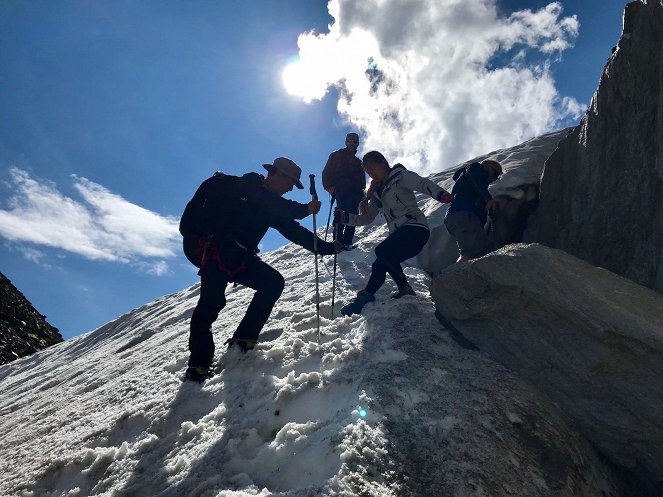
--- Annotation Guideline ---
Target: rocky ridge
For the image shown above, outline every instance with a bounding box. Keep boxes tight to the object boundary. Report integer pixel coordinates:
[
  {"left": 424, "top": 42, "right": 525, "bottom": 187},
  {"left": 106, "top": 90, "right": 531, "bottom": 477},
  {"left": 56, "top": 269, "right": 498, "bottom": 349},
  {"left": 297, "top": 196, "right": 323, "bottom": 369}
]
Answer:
[{"left": 0, "top": 271, "right": 63, "bottom": 365}]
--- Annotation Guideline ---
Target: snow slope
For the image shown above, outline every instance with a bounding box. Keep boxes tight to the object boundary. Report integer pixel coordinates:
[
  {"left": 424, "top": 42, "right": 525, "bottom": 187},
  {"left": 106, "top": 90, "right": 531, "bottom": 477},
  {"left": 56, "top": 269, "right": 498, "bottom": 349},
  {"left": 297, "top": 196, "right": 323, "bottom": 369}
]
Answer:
[{"left": 0, "top": 131, "right": 617, "bottom": 496}]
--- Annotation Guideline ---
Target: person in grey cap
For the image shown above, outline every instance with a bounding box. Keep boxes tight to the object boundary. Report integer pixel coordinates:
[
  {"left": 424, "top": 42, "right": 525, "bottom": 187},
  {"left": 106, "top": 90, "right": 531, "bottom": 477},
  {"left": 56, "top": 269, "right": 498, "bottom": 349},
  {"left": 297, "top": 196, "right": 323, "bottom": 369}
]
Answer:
[
  {"left": 181, "top": 157, "right": 343, "bottom": 382},
  {"left": 322, "top": 132, "right": 365, "bottom": 248}
]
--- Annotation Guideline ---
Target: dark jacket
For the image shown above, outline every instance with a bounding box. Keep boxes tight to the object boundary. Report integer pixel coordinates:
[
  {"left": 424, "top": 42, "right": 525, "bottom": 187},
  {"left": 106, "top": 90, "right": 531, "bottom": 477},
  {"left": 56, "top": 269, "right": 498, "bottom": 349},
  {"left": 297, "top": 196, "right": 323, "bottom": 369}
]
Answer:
[
  {"left": 221, "top": 173, "right": 335, "bottom": 264},
  {"left": 322, "top": 148, "right": 365, "bottom": 197},
  {"left": 446, "top": 162, "right": 493, "bottom": 225}
]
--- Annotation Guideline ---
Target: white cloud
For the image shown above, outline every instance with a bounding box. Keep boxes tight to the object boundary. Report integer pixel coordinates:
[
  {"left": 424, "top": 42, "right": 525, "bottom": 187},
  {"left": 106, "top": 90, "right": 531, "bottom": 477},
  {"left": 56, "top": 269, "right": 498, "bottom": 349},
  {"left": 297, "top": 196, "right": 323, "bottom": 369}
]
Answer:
[
  {"left": 135, "top": 259, "right": 172, "bottom": 277},
  {"left": 17, "top": 246, "right": 51, "bottom": 268},
  {"left": 0, "top": 167, "right": 180, "bottom": 266},
  {"left": 285, "top": 0, "right": 584, "bottom": 174}
]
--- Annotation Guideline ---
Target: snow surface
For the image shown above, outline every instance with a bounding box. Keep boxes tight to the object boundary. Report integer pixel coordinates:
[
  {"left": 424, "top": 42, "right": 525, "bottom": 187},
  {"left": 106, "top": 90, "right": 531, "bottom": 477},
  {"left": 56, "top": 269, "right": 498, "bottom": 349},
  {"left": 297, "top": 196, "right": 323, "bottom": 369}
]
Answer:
[
  {"left": 0, "top": 232, "right": 440, "bottom": 497},
  {"left": 0, "top": 131, "right": 569, "bottom": 497}
]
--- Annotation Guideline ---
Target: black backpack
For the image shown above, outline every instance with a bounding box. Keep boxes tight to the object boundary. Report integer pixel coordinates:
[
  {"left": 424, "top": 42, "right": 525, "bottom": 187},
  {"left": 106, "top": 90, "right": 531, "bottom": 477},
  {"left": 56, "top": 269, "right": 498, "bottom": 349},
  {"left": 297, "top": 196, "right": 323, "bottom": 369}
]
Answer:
[{"left": 180, "top": 172, "right": 246, "bottom": 267}]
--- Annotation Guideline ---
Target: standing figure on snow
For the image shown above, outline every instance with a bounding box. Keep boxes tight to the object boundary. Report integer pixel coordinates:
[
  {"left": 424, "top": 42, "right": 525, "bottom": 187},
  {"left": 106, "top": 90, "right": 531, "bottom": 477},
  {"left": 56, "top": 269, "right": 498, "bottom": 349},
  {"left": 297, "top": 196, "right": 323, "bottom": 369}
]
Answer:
[
  {"left": 322, "top": 132, "right": 365, "bottom": 248},
  {"left": 180, "top": 157, "right": 343, "bottom": 382},
  {"left": 444, "top": 159, "right": 502, "bottom": 262},
  {"left": 334, "top": 151, "right": 453, "bottom": 316}
]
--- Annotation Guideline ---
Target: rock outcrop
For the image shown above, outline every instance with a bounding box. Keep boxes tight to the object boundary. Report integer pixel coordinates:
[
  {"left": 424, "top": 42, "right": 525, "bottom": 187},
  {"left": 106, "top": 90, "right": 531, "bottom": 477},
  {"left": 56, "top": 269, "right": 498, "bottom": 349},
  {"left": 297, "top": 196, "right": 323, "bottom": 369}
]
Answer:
[
  {"left": 527, "top": 0, "right": 663, "bottom": 293},
  {"left": 430, "top": 243, "right": 663, "bottom": 492},
  {"left": 0, "top": 272, "right": 63, "bottom": 365},
  {"left": 355, "top": 307, "right": 621, "bottom": 497}
]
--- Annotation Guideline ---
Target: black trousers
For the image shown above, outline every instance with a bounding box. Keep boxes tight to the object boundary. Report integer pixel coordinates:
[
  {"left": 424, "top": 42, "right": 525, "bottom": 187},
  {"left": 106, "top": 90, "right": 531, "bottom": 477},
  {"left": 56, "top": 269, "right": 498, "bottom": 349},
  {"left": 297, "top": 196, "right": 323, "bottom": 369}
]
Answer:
[
  {"left": 335, "top": 189, "right": 363, "bottom": 245},
  {"left": 188, "top": 257, "right": 284, "bottom": 367},
  {"left": 365, "top": 225, "right": 430, "bottom": 294}
]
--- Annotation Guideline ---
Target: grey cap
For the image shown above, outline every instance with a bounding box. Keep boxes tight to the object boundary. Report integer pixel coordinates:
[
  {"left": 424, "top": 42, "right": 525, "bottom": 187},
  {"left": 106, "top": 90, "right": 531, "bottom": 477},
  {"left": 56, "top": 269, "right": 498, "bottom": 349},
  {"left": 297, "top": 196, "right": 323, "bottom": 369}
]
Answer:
[{"left": 262, "top": 157, "right": 304, "bottom": 189}]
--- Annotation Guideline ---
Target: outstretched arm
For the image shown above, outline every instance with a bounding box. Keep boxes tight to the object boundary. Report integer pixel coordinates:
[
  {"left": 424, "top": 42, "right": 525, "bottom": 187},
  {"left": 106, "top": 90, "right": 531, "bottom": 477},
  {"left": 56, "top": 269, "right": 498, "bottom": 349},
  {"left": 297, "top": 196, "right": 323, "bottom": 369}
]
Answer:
[
  {"left": 345, "top": 196, "right": 380, "bottom": 226},
  {"left": 272, "top": 216, "right": 338, "bottom": 255},
  {"left": 242, "top": 173, "right": 310, "bottom": 219},
  {"left": 400, "top": 169, "right": 451, "bottom": 202}
]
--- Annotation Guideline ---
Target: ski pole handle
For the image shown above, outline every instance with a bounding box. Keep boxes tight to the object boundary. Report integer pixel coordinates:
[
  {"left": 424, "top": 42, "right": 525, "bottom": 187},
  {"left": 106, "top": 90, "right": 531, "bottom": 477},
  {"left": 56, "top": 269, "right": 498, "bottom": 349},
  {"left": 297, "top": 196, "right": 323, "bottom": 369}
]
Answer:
[
  {"left": 309, "top": 174, "right": 318, "bottom": 201},
  {"left": 309, "top": 175, "right": 319, "bottom": 252}
]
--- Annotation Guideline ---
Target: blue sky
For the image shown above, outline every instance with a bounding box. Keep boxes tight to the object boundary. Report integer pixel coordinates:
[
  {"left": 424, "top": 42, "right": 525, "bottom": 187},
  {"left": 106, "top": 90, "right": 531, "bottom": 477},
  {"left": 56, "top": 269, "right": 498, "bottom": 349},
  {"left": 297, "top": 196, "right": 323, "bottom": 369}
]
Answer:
[{"left": 0, "top": 0, "right": 625, "bottom": 339}]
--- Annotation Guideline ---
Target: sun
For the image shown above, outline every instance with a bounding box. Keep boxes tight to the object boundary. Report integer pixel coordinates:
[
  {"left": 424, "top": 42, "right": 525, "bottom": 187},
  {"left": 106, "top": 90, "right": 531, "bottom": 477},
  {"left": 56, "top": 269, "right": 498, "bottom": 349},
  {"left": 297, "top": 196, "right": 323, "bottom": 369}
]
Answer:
[{"left": 282, "top": 60, "right": 324, "bottom": 103}]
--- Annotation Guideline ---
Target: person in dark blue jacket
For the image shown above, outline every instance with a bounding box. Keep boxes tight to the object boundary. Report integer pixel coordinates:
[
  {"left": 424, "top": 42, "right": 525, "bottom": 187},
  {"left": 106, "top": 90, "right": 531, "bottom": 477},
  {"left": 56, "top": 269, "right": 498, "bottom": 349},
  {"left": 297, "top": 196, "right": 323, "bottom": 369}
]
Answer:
[
  {"left": 444, "top": 159, "right": 502, "bottom": 262},
  {"left": 184, "top": 158, "right": 343, "bottom": 382}
]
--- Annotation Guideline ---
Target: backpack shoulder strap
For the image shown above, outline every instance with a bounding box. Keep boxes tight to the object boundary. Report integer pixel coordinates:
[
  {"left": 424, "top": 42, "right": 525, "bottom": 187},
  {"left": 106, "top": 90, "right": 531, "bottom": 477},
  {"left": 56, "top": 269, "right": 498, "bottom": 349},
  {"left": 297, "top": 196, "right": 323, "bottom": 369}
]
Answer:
[{"left": 461, "top": 164, "right": 491, "bottom": 202}]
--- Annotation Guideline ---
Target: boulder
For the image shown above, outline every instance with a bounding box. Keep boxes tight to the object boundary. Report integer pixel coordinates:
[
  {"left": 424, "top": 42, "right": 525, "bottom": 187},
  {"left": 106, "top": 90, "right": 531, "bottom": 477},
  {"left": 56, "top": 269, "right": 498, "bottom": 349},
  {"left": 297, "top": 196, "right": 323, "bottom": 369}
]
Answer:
[
  {"left": 527, "top": 1, "right": 663, "bottom": 293},
  {"left": 430, "top": 243, "right": 663, "bottom": 490}
]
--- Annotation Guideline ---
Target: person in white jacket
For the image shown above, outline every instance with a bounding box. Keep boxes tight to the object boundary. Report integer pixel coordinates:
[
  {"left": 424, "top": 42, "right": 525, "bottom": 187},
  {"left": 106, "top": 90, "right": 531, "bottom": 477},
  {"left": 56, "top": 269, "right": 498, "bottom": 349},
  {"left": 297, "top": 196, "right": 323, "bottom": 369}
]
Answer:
[{"left": 335, "top": 151, "right": 453, "bottom": 316}]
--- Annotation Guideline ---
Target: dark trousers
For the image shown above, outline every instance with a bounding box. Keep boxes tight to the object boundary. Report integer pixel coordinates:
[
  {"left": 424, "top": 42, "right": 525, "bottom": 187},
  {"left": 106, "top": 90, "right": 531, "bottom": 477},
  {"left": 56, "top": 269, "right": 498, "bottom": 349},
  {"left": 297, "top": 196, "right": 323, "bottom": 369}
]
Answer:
[
  {"left": 188, "top": 258, "right": 284, "bottom": 367},
  {"left": 365, "top": 225, "right": 430, "bottom": 294},
  {"left": 335, "top": 189, "right": 363, "bottom": 245}
]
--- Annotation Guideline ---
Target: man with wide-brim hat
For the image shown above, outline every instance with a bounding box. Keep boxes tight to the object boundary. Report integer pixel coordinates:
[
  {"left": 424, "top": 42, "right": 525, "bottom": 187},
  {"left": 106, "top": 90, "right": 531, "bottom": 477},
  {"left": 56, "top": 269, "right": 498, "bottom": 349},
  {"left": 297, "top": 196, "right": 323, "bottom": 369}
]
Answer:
[
  {"left": 182, "top": 155, "right": 343, "bottom": 382},
  {"left": 262, "top": 157, "right": 304, "bottom": 190}
]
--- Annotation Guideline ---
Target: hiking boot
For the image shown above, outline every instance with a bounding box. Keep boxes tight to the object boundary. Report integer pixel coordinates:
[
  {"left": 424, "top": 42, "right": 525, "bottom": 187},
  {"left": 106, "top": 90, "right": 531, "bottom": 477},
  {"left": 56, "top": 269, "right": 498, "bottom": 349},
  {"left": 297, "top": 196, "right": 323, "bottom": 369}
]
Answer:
[
  {"left": 390, "top": 284, "right": 416, "bottom": 299},
  {"left": 225, "top": 337, "right": 256, "bottom": 353},
  {"left": 185, "top": 366, "right": 215, "bottom": 383},
  {"left": 340, "top": 290, "right": 375, "bottom": 316}
]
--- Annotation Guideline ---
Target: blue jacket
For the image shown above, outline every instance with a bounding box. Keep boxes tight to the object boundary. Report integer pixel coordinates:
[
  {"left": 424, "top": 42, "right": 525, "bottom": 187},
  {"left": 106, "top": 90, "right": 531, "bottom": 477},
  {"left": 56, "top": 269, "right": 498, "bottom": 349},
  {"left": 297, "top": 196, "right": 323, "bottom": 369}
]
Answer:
[{"left": 446, "top": 162, "right": 493, "bottom": 225}]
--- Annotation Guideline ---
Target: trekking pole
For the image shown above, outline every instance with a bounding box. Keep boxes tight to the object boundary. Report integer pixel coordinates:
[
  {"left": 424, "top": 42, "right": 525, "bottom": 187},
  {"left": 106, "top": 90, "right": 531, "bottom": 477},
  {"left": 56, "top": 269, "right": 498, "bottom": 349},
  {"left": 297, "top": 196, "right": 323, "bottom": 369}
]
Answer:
[
  {"left": 309, "top": 175, "right": 321, "bottom": 345},
  {"left": 330, "top": 211, "right": 339, "bottom": 319},
  {"left": 323, "top": 195, "right": 336, "bottom": 242}
]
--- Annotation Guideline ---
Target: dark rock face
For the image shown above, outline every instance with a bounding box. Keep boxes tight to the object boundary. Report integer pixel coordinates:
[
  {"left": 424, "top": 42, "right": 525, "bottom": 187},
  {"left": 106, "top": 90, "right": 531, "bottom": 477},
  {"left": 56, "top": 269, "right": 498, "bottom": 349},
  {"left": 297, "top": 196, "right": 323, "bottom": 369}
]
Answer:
[
  {"left": 527, "top": 1, "right": 663, "bottom": 292},
  {"left": 0, "top": 272, "right": 63, "bottom": 364},
  {"left": 430, "top": 244, "right": 663, "bottom": 493}
]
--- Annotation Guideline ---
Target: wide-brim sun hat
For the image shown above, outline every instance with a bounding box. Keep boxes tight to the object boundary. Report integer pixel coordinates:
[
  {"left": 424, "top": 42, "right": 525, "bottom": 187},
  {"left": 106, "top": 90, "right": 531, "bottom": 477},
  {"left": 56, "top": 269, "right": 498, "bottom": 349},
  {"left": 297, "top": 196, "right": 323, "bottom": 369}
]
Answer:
[{"left": 262, "top": 157, "right": 304, "bottom": 189}]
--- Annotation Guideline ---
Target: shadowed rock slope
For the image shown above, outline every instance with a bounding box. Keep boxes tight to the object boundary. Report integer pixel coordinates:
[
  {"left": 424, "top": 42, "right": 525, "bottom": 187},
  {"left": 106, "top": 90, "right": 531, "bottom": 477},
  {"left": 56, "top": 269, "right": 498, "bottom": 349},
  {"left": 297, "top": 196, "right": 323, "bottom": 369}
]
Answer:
[
  {"left": 431, "top": 243, "right": 663, "bottom": 495},
  {"left": 0, "top": 272, "right": 63, "bottom": 365}
]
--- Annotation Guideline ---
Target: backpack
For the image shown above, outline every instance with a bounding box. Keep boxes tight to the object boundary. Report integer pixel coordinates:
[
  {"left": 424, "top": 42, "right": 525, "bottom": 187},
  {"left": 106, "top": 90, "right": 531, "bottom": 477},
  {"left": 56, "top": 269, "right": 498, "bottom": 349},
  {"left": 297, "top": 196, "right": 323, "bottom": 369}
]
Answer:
[
  {"left": 180, "top": 172, "right": 246, "bottom": 267},
  {"left": 452, "top": 163, "right": 490, "bottom": 202},
  {"left": 452, "top": 165, "right": 470, "bottom": 181}
]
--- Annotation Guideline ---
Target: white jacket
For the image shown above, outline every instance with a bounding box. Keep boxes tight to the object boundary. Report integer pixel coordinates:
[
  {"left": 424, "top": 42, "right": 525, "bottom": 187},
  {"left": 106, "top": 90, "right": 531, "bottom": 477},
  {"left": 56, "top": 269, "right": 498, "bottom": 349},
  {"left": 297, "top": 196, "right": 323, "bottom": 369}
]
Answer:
[{"left": 348, "top": 165, "right": 447, "bottom": 234}]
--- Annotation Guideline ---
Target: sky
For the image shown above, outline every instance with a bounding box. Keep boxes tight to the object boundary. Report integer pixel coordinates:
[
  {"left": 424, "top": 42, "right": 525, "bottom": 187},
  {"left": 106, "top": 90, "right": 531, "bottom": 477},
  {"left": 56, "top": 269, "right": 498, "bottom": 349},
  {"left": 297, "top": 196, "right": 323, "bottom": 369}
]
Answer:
[
  {"left": 0, "top": 0, "right": 626, "bottom": 339},
  {"left": 0, "top": 196, "right": 620, "bottom": 496}
]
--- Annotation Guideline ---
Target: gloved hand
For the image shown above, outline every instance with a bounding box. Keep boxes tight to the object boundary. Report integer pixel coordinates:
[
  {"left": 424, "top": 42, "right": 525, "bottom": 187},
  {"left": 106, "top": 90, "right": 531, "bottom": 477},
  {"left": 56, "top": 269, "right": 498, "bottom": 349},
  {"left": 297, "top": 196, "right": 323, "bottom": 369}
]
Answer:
[
  {"left": 320, "top": 239, "right": 345, "bottom": 256},
  {"left": 308, "top": 200, "right": 322, "bottom": 215},
  {"left": 437, "top": 191, "right": 454, "bottom": 203},
  {"left": 358, "top": 198, "right": 369, "bottom": 215},
  {"left": 333, "top": 208, "right": 347, "bottom": 225},
  {"left": 485, "top": 199, "right": 498, "bottom": 213}
]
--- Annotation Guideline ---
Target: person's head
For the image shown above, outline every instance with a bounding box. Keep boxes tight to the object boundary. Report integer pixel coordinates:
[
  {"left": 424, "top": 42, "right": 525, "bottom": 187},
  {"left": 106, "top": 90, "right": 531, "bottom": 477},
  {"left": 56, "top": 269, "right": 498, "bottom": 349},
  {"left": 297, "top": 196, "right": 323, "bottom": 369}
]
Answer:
[
  {"left": 345, "top": 132, "right": 360, "bottom": 153},
  {"left": 481, "top": 159, "right": 503, "bottom": 183},
  {"left": 262, "top": 157, "right": 304, "bottom": 195},
  {"left": 362, "top": 150, "right": 390, "bottom": 182}
]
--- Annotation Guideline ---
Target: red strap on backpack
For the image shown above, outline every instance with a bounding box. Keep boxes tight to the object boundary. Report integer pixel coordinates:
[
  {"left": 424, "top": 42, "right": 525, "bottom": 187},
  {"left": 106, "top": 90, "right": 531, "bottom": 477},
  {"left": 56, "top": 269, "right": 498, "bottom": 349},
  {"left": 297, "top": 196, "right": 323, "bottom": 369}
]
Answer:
[{"left": 196, "top": 236, "right": 247, "bottom": 278}]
